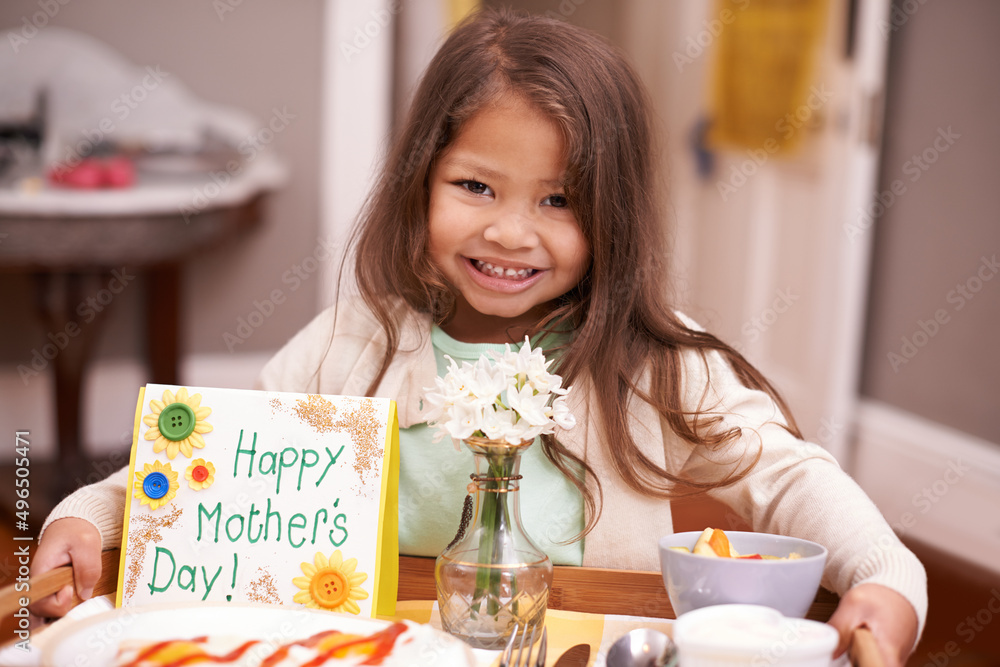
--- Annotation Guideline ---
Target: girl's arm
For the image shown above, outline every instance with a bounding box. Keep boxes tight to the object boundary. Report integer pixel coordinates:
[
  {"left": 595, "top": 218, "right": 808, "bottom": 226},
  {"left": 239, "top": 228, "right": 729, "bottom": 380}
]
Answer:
[
  {"left": 31, "top": 464, "right": 129, "bottom": 617},
  {"left": 672, "top": 343, "right": 926, "bottom": 664}
]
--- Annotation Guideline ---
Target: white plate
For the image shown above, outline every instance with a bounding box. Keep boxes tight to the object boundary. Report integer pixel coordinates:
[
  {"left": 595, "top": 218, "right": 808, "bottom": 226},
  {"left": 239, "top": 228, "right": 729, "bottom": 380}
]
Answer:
[{"left": 42, "top": 601, "right": 476, "bottom": 667}]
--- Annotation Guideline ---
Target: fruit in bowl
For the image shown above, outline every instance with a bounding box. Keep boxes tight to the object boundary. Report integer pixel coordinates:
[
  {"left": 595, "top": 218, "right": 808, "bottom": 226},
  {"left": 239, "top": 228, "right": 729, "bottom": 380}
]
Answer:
[{"left": 658, "top": 529, "right": 828, "bottom": 618}]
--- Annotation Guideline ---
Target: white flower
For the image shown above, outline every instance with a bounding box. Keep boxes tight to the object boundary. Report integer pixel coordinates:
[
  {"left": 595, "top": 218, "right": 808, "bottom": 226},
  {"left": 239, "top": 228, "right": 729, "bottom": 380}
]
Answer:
[
  {"left": 444, "top": 401, "right": 482, "bottom": 442},
  {"left": 549, "top": 394, "right": 577, "bottom": 430},
  {"left": 470, "top": 357, "right": 507, "bottom": 407},
  {"left": 424, "top": 337, "right": 576, "bottom": 444},
  {"left": 503, "top": 419, "right": 543, "bottom": 444},
  {"left": 480, "top": 407, "right": 514, "bottom": 441},
  {"left": 506, "top": 382, "right": 550, "bottom": 426}
]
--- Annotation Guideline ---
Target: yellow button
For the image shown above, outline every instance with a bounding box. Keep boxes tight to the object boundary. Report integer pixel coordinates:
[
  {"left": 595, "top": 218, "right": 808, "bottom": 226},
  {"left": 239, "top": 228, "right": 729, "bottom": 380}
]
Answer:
[{"left": 310, "top": 569, "right": 350, "bottom": 609}]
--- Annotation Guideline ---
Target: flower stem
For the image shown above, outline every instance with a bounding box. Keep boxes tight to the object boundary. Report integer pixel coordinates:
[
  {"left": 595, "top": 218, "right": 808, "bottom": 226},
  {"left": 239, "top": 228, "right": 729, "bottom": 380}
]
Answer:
[{"left": 472, "top": 453, "right": 514, "bottom": 618}]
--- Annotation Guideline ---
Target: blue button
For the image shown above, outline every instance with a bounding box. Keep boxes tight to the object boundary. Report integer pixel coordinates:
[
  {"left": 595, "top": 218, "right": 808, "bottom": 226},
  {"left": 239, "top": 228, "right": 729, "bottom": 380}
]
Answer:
[{"left": 143, "top": 471, "right": 170, "bottom": 499}]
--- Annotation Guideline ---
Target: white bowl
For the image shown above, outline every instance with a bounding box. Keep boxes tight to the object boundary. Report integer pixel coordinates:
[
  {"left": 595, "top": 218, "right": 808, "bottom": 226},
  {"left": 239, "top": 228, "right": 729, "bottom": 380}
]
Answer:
[
  {"left": 674, "top": 604, "right": 838, "bottom": 667},
  {"left": 658, "top": 531, "right": 828, "bottom": 618}
]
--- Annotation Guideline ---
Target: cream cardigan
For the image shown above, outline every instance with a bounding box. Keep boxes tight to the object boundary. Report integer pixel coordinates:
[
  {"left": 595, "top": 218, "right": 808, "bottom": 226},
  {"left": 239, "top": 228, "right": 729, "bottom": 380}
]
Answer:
[{"left": 43, "top": 297, "right": 927, "bottom": 631}]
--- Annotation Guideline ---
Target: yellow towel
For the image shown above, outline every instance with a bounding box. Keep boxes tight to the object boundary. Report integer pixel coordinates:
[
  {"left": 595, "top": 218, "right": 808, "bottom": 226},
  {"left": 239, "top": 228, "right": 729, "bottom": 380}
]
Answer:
[
  {"left": 707, "top": 0, "right": 831, "bottom": 154},
  {"left": 447, "top": 0, "right": 480, "bottom": 29}
]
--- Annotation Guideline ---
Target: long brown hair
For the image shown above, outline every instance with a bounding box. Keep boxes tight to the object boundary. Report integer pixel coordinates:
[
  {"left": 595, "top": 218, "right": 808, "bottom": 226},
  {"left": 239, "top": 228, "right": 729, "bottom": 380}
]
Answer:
[{"left": 350, "top": 8, "right": 801, "bottom": 535}]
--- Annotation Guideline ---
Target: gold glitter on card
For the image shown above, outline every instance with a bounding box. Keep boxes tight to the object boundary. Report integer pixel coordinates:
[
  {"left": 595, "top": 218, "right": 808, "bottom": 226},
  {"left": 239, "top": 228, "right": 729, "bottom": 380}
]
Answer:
[
  {"left": 332, "top": 401, "right": 383, "bottom": 489},
  {"left": 245, "top": 566, "right": 281, "bottom": 604},
  {"left": 294, "top": 394, "right": 338, "bottom": 433},
  {"left": 123, "top": 506, "right": 183, "bottom": 603},
  {"left": 282, "top": 395, "right": 386, "bottom": 493}
]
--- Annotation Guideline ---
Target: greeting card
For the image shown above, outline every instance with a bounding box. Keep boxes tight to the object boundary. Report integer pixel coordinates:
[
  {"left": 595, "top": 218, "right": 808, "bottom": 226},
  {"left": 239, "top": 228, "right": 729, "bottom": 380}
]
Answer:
[{"left": 116, "top": 384, "right": 399, "bottom": 618}]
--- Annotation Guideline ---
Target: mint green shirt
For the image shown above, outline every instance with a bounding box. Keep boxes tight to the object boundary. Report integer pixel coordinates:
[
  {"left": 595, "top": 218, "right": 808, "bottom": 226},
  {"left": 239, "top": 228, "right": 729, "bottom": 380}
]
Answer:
[{"left": 398, "top": 326, "right": 585, "bottom": 565}]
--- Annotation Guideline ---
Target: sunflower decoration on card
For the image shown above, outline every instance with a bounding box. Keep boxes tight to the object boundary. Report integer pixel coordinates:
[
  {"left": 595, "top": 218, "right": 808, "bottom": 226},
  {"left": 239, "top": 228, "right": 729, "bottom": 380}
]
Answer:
[
  {"left": 293, "top": 550, "right": 370, "bottom": 615},
  {"left": 132, "top": 460, "right": 179, "bottom": 510},
  {"left": 184, "top": 458, "right": 216, "bottom": 491},
  {"left": 142, "top": 387, "right": 213, "bottom": 459}
]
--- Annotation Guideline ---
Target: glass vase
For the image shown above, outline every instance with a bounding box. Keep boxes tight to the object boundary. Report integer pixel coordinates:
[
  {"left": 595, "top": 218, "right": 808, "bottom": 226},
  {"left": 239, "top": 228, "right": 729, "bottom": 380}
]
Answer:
[{"left": 435, "top": 437, "right": 553, "bottom": 650}]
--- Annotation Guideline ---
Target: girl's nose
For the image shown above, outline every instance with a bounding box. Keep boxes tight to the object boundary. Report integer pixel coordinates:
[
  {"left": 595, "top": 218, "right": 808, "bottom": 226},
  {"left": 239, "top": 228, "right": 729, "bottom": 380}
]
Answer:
[{"left": 482, "top": 210, "right": 540, "bottom": 249}]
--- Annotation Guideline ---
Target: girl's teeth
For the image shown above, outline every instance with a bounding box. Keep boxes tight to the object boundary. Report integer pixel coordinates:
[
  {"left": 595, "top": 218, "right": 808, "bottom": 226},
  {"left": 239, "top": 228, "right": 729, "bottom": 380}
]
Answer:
[{"left": 474, "top": 260, "right": 536, "bottom": 280}]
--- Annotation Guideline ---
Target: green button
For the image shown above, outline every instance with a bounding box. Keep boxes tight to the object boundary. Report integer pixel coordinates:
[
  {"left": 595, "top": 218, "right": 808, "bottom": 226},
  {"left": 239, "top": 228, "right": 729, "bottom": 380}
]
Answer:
[{"left": 158, "top": 402, "right": 196, "bottom": 441}]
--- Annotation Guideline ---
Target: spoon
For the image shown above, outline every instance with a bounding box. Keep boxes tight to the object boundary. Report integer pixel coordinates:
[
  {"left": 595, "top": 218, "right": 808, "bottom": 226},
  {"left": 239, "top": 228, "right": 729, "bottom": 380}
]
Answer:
[{"left": 605, "top": 628, "right": 677, "bottom": 667}]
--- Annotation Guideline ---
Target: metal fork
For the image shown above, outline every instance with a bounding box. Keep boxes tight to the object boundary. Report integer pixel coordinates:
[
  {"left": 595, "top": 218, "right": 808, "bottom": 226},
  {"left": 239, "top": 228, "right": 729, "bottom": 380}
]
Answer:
[{"left": 499, "top": 624, "right": 547, "bottom": 667}]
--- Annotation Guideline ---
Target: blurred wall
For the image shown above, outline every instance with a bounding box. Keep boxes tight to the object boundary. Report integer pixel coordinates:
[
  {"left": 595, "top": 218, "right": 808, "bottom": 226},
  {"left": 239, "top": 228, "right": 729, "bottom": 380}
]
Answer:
[
  {"left": 0, "top": 1, "right": 325, "bottom": 455},
  {"left": 860, "top": 0, "right": 1000, "bottom": 445}
]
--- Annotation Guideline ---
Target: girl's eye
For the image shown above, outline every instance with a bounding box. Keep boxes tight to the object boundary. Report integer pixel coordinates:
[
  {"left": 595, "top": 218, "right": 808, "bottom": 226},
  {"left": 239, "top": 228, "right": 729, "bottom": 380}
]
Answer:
[
  {"left": 457, "top": 180, "right": 491, "bottom": 196},
  {"left": 543, "top": 194, "right": 569, "bottom": 208}
]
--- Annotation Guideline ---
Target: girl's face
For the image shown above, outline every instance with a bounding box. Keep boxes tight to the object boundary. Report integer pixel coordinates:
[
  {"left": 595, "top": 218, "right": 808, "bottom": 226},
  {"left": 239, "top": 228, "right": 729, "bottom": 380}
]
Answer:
[{"left": 427, "top": 96, "right": 590, "bottom": 343}]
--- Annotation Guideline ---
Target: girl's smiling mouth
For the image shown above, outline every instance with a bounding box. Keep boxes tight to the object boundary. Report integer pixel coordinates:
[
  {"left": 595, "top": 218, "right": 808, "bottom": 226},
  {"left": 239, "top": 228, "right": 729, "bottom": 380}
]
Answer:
[
  {"left": 462, "top": 257, "right": 546, "bottom": 293},
  {"left": 472, "top": 258, "right": 539, "bottom": 280}
]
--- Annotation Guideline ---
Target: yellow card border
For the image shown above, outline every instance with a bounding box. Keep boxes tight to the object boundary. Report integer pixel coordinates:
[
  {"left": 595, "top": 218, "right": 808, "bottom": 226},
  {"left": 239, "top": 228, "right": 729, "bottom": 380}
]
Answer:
[
  {"left": 115, "top": 386, "right": 145, "bottom": 608},
  {"left": 371, "top": 400, "right": 399, "bottom": 618}
]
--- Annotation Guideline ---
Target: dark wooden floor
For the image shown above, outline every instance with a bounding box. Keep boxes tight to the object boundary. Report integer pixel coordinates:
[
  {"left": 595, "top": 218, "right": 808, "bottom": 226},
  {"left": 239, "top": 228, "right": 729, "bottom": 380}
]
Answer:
[{"left": 3, "top": 463, "right": 999, "bottom": 666}]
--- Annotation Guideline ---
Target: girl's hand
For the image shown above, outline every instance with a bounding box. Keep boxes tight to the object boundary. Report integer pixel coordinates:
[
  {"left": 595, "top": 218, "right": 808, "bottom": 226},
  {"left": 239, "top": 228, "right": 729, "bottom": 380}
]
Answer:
[
  {"left": 828, "top": 582, "right": 920, "bottom": 667},
  {"left": 29, "top": 518, "right": 103, "bottom": 618}
]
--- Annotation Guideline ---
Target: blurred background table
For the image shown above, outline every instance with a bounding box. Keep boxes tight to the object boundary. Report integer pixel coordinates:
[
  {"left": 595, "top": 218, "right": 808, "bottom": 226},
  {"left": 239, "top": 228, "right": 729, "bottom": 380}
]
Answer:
[{"left": 0, "top": 162, "right": 283, "bottom": 498}]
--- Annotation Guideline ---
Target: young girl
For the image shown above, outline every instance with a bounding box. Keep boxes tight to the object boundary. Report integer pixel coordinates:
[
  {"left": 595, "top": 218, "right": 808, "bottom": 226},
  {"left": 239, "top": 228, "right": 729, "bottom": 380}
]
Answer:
[{"left": 33, "top": 8, "right": 924, "bottom": 665}]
